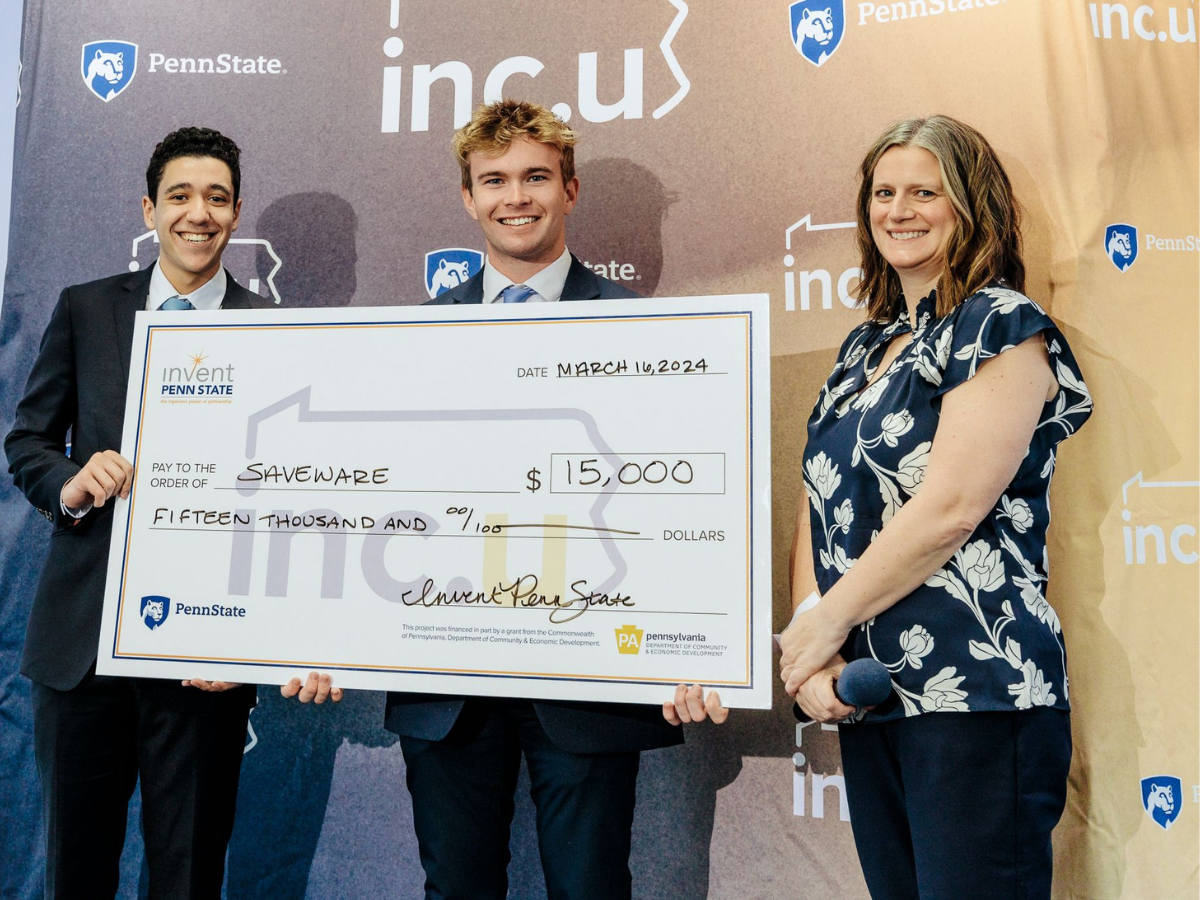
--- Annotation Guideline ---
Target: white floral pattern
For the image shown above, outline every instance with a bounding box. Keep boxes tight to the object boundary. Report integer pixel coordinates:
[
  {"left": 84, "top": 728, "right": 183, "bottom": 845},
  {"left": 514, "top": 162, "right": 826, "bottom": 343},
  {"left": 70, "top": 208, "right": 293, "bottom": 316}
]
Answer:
[{"left": 804, "top": 286, "right": 1092, "bottom": 721}]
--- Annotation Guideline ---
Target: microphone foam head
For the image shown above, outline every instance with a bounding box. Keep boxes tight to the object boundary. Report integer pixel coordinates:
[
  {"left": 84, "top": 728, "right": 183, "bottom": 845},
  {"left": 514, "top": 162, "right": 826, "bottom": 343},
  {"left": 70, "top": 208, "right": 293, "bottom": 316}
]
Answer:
[{"left": 837, "top": 658, "right": 893, "bottom": 708}]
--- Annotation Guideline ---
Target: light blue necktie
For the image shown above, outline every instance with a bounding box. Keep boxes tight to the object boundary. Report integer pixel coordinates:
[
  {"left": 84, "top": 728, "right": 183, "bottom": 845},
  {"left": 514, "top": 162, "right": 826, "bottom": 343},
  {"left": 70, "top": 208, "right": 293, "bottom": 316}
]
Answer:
[
  {"left": 499, "top": 284, "right": 538, "bottom": 304},
  {"left": 159, "top": 295, "right": 195, "bottom": 310}
]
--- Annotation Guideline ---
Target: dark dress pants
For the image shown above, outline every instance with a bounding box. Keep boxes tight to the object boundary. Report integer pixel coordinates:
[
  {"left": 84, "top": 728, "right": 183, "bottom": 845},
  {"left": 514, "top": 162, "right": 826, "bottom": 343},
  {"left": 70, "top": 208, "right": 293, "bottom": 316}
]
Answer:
[
  {"left": 32, "top": 673, "right": 251, "bottom": 900},
  {"left": 838, "top": 708, "right": 1072, "bottom": 900},
  {"left": 399, "top": 698, "right": 641, "bottom": 900}
]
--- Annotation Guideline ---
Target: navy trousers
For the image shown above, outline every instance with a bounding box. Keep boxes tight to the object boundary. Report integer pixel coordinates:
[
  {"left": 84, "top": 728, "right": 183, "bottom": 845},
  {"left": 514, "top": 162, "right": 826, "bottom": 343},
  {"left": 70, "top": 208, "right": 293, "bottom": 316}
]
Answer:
[
  {"left": 32, "top": 673, "right": 252, "bottom": 900},
  {"left": 838, "top": 709, "right": 1072, "bottom": 900},
  {"left": 399, "top": 698, "right": 641, "bottom": 900}
]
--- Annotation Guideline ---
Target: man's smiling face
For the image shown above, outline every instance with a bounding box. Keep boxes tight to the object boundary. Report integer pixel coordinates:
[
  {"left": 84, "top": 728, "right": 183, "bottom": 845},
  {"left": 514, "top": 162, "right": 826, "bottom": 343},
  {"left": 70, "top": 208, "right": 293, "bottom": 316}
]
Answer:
[
  {"left": 462, "top": 137, "right": 578, "bottom": 281},
  {"left": 142, "top": 155, "right": 241, "bottom": 294}
]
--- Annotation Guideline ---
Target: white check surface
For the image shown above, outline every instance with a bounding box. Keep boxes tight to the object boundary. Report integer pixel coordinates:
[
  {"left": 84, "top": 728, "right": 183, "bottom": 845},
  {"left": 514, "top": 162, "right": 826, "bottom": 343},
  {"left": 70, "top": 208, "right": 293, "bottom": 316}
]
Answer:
[{"left": 98, "top": 295, "right": 771, "bottom": 707}]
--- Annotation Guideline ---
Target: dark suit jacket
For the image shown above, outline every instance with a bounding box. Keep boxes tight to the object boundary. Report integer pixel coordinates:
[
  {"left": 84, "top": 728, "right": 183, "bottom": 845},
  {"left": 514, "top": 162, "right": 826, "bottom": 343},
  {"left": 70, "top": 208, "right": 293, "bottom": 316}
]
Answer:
[
  {"left": 5, "top": 268, "right": 270, "bottom": 705},
  {"left": 385, "top": 255, "right": 683, "bottom": 754}
]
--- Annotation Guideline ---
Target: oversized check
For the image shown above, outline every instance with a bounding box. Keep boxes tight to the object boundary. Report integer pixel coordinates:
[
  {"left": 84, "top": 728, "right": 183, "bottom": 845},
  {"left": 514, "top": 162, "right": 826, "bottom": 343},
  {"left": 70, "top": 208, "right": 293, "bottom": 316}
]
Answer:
[{"left": 98, "top": 295, "right": 771, "bottom": 707}]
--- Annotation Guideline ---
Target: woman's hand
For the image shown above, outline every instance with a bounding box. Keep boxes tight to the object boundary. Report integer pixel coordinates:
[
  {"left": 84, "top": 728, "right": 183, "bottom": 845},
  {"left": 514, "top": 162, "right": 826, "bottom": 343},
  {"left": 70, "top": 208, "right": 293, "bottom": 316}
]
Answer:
[
  {"left": 779, "top": 603, "right": 850, "bottom": 697},
  {"left": 793, "top": 658, "right": 856, "bottom": 723},
  {"left": 662, "top": 684, "right": 728, "bottom": 725}
]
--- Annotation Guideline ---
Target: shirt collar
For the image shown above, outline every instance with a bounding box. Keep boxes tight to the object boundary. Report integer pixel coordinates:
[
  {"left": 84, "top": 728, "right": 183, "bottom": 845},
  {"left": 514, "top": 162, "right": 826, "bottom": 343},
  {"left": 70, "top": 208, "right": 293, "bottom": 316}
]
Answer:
[
  {"left": 884, "top": 289, "right": 938, "bottom": 337},
  {"left": 146, "top": 261, "right": 227, "bottom": 311},
  {"left": 481, "top": 247, "right": 572, "bottom": 303}
]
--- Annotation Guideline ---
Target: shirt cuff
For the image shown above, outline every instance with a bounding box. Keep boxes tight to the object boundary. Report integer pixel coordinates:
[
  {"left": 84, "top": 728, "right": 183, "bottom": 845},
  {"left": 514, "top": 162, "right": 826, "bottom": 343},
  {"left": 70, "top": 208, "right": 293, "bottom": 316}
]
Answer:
[{"left": 60, "top": 477, "right": 92, "bottom": 519}]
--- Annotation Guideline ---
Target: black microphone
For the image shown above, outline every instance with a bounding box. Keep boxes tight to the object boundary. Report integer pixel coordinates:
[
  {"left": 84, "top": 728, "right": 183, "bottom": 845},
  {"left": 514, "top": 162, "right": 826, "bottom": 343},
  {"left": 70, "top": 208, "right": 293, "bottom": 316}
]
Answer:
[{"left": 793, "top": 657, "right": 893, "bottom": 722}]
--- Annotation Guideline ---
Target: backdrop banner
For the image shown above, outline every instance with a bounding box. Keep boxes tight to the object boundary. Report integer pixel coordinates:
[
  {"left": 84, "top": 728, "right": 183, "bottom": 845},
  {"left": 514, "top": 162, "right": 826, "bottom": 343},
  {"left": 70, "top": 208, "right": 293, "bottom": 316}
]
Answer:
[{"left": 1, "top": 2, "right": 1196, "bottom": 898}]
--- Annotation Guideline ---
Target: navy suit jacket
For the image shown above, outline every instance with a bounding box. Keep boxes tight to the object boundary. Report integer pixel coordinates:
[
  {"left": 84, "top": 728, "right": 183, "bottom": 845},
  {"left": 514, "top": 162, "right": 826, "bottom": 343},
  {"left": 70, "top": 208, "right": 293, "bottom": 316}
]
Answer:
[
  {"left": 5, "top": 268, "right": 269, "bottom": 706},
  {"left": 385, "top": 255, "right": 683, "bottom": 754}
]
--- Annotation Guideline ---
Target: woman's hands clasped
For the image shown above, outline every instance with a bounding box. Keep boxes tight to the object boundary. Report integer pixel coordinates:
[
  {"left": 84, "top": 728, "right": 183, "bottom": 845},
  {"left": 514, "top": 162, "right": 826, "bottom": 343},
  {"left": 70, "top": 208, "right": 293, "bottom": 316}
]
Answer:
[{"left": 778, "top": 603, "right": 851, "bottom": 700}]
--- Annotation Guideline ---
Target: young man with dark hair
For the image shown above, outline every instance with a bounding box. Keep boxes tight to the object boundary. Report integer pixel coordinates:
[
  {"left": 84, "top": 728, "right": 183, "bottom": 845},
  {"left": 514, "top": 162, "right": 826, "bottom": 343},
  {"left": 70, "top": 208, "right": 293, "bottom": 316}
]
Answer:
[
  {"left": 386, "top": 99, "right": 685, "bottom": 900},
  {"left": 5, "top": 125, "right": 271, "bottom": 899}
]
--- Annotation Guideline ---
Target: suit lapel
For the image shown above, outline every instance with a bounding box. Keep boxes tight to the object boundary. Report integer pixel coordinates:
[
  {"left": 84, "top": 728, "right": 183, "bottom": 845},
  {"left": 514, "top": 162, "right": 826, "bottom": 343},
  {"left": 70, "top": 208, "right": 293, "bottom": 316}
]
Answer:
[
  {"left": 221, "top": 277, "right": 255, "bottom": 309},
  {"left": 114, "top": 269, "right": 152, "bottom": 385},
  {"left": 561, "top": 255, "right": 602, "bottom": 302},
  {"left": 451, "top": 272, "right": 485, "bottom": 304}
]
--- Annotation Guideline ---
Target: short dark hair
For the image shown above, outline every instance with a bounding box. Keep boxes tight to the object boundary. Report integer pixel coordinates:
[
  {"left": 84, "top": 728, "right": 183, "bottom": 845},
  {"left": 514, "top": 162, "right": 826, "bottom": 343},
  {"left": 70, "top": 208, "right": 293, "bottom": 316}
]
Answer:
[{"left": 145, "top": 127, "right": 242, "bottom": 204}]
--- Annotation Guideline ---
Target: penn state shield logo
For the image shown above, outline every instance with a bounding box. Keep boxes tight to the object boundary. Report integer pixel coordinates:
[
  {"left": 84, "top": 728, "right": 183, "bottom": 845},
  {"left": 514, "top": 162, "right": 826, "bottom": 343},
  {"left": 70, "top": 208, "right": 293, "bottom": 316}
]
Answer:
[
  {"left": 1104, "top": 223, "right": 1138, "bottom": 272},
  {"left": 425, "top": 248, "right": 483, "bottom": 299},
  {"left": 789, "top": 1, "right": 845, "bottom": 68},
  {"left": 140, "top": 595, "right": 170, "bottom": 631},
  {"left": 1141, "top": 776, "right": 1183, "bottom": 830},
  {"left": 81, "top": 40, "right": 138, "bottom": 102}
]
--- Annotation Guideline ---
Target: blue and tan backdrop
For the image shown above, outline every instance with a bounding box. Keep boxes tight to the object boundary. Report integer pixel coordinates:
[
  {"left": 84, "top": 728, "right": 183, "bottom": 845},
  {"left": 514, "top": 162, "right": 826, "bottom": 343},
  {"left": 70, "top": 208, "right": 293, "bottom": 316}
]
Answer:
[{"left": 0, "top": 2, "right": 1196, "bottom": 897}]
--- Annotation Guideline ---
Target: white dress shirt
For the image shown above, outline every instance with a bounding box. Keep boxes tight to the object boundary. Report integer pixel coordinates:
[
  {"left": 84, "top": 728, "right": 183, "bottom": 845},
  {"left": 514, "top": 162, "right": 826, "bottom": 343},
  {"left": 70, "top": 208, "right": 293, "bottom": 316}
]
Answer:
[
  {"left": 145, "top": 261, "right": 227, "bottom": 311},
  {"left": 480, "top": 248, "right": 573, "bottom": 304}
]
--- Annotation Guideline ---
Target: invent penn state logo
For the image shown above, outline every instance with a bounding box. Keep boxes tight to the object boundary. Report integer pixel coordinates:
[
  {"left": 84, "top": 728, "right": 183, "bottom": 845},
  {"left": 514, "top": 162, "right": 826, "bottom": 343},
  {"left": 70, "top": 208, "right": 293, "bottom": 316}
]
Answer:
[
  {"left": 789, "top": 1, "right": 845, "bottom": 68},
  {"left": 1105, "top": 223, "right": 1138, "bottom": 272},
  {"left": 614, "top": 624, "right": 643, "bottom": 655},
  {"left": 1140, "top": 775, "right": 1183, "bottom": 831},
  {"left": 81, "top": 40, "right": 138, "bottom": 102},
  {"left": 140, "top": 595, "right": 171, "bottom": 631},
  {"left": 425, "top": 248, "right": 484, "bottom": 299}
]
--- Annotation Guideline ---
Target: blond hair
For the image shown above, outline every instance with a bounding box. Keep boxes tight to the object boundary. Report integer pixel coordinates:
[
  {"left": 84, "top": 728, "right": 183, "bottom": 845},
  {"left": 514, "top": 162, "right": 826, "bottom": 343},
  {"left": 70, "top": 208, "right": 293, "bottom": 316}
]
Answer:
[
  {"left": 855, "top": 116, "right": 1025, "bottom": 320},
  {"left": 454, "top": 99, "right": 576, "bottom": 192}
]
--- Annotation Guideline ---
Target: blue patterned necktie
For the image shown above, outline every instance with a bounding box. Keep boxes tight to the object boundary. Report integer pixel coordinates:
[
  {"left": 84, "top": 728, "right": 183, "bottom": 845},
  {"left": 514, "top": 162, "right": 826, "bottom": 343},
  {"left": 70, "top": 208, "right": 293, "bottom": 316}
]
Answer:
[
  {"left": 499, "top": 284, "right": 538, "bottom": 304},
  {"left": 159, "top": 295, "right": 194, "bottom": 311}
]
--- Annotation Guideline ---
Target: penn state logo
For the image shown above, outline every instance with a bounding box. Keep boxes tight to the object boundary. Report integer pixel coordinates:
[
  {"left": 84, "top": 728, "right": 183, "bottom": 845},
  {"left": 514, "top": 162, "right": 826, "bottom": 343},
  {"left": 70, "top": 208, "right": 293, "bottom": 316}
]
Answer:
[
  {"left": 1104, "top": 223, "right": 1138, "bottom": 272},
  {"left": 81, "top": 40, "right": 138, "bottom": 102},
  {"left": 425, "top": 248, "right": 483, "bottom": 299},
  {"left": 140, "top": 595, "right": 170, "bottom": 631},
  {"left": 789, "top": 1, "right": 845, "bottom": 68},
  {"left": 1141, "top": 775, "right": 1183, "bottom": 831}
]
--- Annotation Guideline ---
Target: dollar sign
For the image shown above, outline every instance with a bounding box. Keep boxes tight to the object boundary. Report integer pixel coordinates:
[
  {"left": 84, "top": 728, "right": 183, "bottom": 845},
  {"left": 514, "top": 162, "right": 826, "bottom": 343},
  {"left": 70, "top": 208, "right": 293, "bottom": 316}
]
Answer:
[{"left": 526, "top": 467, "right": 542, "bottom": 492}]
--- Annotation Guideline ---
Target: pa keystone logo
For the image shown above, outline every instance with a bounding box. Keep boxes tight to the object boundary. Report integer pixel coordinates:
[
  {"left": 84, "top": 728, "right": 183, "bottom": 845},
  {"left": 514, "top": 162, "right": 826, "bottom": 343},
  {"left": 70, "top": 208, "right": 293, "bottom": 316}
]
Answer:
[
  {"left": 82, "top": 40, "right": 138, "bottom": 102},
  {"left": 790, "top": 1, "right": 845, "bottom": 67},
  {"left": 614, "top": 624, "right": 643, "bottom": 654},
  {"left": 1141, "top": 775, "right": 1183, "bottom": 830},
  {"left": 140, "top": 595, "right": 170, "bottom": 631},
  {"left": 425, "top": 248, "right": 483, "bottom": 299},
  {"left": 1105, "top": 223, "right": 1138, "bottom": 272}
]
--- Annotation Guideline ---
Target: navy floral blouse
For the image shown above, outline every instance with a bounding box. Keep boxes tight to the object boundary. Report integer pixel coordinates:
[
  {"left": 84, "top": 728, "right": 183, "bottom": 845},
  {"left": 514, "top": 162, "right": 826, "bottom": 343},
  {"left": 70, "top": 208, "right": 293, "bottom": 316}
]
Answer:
[{"left": 803, "top": 285, "right": 1092, "bottom": 722}]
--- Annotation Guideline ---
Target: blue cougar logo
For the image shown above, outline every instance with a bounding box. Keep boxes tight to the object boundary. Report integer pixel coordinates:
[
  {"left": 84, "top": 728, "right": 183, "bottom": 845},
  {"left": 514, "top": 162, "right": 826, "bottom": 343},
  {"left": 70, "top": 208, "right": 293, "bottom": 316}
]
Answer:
[
  {"left": 140, "top": 595, "right": 170, "bottom": 631},
  {"left": 425, "top": 248, "right": 484, "bottom": 299},
  {"left": 1104, "top": 223, "right": 1138, "bottom": 272},
  {"left": 790, "top": 1, "right": 845, "bottom": 68},
  {"left": 1141, "top": 775, "right": 1183, "bottom": 830},
  {"left": 81, "top": 41, "right": 138, "bottom": 102}
]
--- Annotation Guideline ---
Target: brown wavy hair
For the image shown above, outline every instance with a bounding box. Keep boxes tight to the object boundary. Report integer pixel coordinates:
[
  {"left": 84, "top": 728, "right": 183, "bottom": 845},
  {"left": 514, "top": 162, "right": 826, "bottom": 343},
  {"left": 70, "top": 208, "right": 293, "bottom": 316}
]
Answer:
[
  {"left": 855, "top": 116, "right": 1025, "bottom": 320},
  {"left": 454, "top": 99, "right": 576, "bottom": 193}
]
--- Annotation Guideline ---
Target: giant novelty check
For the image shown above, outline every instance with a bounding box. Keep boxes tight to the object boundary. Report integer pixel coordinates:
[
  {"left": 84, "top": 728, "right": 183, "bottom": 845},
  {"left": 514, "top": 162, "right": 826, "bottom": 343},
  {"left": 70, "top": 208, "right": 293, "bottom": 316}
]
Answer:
[{"left": 98, "top": 295, "right": 771, "bottom": 707}]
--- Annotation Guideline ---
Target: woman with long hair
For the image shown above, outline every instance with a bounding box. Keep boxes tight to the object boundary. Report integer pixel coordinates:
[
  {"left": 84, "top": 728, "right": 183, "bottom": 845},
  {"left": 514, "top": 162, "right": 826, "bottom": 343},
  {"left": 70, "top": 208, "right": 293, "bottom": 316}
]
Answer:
[{"left": 779, "top": 116, "right": 1093, "bottom": 899}]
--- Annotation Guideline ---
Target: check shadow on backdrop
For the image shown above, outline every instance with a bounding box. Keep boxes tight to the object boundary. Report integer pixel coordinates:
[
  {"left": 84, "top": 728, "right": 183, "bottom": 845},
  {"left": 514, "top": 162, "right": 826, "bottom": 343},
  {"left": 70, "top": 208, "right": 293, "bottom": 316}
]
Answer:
[
  {"left": 502, "top": 163, "right": 798, "bottom": 900},
  {"left": 225, "top": 192, "right": 393, "bottom": 899},
  {"left": 568, "top": 158, "right": 673, "bottom": 296},
  {"left": 253, "top": 192, "right": 359, "bottom": 308},
  {"left": 1005, "top": 154, "right": 1155, "bottom": 898}
]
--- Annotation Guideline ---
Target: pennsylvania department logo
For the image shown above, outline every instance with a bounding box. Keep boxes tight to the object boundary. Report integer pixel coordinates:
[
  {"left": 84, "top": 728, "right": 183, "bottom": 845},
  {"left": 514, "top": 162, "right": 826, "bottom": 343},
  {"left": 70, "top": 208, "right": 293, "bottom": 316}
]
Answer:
[
  {"left": 1105, "top": 223, "right": 1138, "bottom": 272},
  {"left": 82, "top": 40, "right": 138, "bottom": 102},
  {"left": 614, "top": 624, "right": 643, "bottom": 655},
  {"left": 425, "top": 248, "right": 483, "bottom": 299},
  {"left": 140, "top": 595, "right": 170, "bottom": 631},
  {"left": 1141, "top": 775, "right": 1182, "bottom": 830},
  {"left": 790, "top": 1, "right": 845, "bottom": 68}
]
